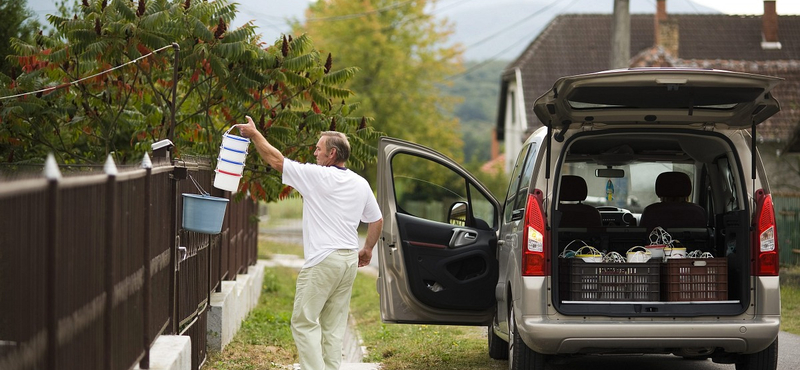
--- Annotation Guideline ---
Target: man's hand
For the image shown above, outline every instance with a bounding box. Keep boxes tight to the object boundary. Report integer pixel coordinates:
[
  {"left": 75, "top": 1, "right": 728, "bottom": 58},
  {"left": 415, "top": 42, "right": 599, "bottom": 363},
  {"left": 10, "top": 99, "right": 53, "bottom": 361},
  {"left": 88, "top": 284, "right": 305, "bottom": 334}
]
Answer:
[
  {"left": 358, "top": 218, "right": 382, "bottom": 267},
  {"left": 358, "top": 247, "right": 373, "bottom": 267},
  {"left": 236, "top": 115, "right": 285, "bottom": 172},
  {"left": 236, "top": 115, "right": 261, "bottom": 139}
]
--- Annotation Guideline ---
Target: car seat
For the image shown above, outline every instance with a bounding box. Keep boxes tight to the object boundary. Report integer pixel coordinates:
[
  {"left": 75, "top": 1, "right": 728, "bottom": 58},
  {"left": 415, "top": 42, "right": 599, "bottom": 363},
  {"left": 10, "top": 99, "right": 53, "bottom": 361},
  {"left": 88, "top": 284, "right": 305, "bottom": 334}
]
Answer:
[
  {"left": 558, "top": 175, "right": 602, "bottom": 227},
  {"left": 639, "top": 171, "right": 707, "bottom": 231}
]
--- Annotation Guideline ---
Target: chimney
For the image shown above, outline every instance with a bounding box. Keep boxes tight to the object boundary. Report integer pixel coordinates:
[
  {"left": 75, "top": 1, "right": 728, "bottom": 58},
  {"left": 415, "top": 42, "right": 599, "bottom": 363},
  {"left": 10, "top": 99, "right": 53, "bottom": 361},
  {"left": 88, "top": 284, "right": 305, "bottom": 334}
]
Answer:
[
  {"left": 654, "top": 0, "right": 679, "bottom": 56},
  {"left": 762, "top": 0, "right": 781, "bottom": 49},
  {"left": 654, "top": 0, "right": 667, "bottom": 45}
]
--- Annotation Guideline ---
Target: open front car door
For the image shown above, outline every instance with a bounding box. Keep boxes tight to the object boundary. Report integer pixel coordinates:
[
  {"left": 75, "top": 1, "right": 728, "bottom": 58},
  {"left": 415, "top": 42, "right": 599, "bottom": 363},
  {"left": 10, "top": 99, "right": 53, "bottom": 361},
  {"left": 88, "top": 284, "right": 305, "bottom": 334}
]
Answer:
[{"left": 377, "top": 137, "right": 500, "bottom": 325}]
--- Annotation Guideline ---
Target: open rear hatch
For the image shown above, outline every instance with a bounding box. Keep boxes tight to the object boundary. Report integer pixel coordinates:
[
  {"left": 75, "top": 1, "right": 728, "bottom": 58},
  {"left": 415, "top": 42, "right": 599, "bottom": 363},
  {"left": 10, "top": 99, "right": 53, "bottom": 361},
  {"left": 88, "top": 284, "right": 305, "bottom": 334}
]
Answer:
[
  {"left": 535, "top": 69, "right": 782, "bottom": 317},
  {"left": 533, "top": 68, "right": 781, "bottom": 129}
]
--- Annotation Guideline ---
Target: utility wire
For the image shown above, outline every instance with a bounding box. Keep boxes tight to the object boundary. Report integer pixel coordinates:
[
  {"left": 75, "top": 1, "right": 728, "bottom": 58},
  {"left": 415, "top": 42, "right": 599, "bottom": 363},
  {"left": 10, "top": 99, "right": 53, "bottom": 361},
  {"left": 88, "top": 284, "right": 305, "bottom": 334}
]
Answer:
[
  {"left": 429, "top": 0, "right": 482, "bottom": 15},
  {"left": 305, "top": 0, "right": 416, "bottom": 22},
  {"left": 444, "top": 0, "right": 581, "bottom": 81},
  {"left": 462, "top": 0, "right": 563, "bottom": 51},
  {"left": 0, "top": 44, "right": 175, "bottom": 101}
]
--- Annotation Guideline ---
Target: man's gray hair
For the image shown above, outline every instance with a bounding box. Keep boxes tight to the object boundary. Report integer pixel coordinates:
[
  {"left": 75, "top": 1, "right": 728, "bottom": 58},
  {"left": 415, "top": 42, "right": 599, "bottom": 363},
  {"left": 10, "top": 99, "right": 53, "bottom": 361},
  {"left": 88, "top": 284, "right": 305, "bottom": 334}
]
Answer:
[{"left": 321, "top": 131, "right": 350, "bottom": 163}]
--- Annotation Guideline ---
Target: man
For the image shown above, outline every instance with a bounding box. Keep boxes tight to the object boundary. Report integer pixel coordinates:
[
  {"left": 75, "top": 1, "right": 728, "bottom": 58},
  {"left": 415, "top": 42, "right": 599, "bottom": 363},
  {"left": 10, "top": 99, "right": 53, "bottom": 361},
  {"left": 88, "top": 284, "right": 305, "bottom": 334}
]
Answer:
[{"left": 237, "top": 116, "right": 383, "bottom": 370}]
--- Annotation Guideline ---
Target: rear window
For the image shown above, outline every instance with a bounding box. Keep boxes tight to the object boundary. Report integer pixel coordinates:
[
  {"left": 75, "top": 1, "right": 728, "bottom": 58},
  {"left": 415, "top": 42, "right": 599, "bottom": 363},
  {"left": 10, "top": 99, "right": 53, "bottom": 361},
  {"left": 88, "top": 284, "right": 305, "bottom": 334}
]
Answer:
[
  {"left": 562, "top": 162, "right": 696, "bottom": 213},
  {"left": 567, "top": 86, "right": 763, "bottom": 110}
]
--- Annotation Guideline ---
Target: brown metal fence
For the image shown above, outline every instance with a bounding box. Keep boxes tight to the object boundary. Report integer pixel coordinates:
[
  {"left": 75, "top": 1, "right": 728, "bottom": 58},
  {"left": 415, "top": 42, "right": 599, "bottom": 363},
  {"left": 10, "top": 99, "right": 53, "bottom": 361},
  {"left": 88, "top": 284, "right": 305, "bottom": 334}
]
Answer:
[
  {"left": 0, "top": 160, "right": 258, "bottom": 370},
  {"left": 774, "top": 194, "right": 800, "bottom": 266}
]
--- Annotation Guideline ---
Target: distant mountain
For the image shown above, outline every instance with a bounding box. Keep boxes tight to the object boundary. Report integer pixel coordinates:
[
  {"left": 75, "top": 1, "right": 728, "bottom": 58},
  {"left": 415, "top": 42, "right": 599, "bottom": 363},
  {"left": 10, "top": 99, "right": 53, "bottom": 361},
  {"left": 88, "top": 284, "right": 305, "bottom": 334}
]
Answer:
[{"left": 26, "top": 0, "right": 721, "bottom": 61}]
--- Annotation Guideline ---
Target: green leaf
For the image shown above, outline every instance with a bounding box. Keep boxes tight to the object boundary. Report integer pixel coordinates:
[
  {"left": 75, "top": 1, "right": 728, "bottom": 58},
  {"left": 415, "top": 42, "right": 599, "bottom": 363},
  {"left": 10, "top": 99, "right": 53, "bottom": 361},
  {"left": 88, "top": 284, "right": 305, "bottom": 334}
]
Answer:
[
  {"left": 206, "top": 53, "right": 228, "bottom": 79},
  {"left": 112, "top": 0, "right": 137, "bottom": 22},
  {"left": 283, "top": 52, "right": 317, "bottom": 72},
  {"left": 193, "top": 18, "right": 214, "bottom": 43}
]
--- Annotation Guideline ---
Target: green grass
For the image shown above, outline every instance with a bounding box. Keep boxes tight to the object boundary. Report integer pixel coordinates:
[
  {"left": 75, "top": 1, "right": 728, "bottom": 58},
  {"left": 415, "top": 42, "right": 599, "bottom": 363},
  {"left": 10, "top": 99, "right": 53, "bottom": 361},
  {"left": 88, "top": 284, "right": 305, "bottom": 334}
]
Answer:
[
  {"left": 206, "top": 236, "right": 800, "bottom": 369},
  {"left": 781, "top": 265, "right": 800, "bottom": 335},
  {"left": 350, "top": 273, "right": 504, "bottom": 370},
  {"left": 204, "top": 237, "right": 504, "bottom": 369},
  {"left": 204, "top": 263, "right": 299, "bottom": 369},
  {"left": 263, "top": 198, "right": 303, "bottom": 226}
]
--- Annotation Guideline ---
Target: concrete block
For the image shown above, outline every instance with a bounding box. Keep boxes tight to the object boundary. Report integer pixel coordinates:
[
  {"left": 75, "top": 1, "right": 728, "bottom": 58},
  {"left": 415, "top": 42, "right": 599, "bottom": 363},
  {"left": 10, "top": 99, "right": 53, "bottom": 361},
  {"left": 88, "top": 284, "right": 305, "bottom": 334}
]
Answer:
[
  {"left": 207, "top": 281, "right": 236, "bottom": 352},
  {"left": 207, "top": 262, "right": 267, "bottom": 352},
  {"left": 134, "top": 335, "right": 191, "bottom": 370}
]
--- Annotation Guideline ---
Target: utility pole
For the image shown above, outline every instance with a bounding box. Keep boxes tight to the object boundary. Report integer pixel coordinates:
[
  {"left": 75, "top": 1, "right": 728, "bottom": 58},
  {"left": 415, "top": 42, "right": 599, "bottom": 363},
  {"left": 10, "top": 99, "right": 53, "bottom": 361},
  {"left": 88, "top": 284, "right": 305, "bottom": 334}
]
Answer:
[{"left": 610, "top": 0, "right": 630, "bottom": 69}]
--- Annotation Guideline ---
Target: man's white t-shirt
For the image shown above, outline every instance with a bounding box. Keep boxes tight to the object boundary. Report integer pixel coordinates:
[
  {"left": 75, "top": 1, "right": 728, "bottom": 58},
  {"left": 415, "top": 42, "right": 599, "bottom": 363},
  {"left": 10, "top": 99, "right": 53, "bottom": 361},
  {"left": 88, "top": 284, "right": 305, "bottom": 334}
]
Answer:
[{"left": 282, "top": 158, "right": 382, "bottom": 268}]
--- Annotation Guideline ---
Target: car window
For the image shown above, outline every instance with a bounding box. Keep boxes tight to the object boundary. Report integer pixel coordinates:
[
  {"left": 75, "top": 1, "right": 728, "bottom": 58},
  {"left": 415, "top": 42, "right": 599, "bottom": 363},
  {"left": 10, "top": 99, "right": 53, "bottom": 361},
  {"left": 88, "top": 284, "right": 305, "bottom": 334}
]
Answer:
[
  {"left": 470, "top": 183, "right": 495, "bottom": 227},
  {"left": 503, "top": 144, "right": 532, "bottom": 222},
  {"left": 562, "top": 162, "right": 696, "bottom": 213},
  {"left": 717, "top": 157, "right": 740, "bottom": 212},
  {"left": 391, "top": 152, "right": 496, "bottom": 228}
]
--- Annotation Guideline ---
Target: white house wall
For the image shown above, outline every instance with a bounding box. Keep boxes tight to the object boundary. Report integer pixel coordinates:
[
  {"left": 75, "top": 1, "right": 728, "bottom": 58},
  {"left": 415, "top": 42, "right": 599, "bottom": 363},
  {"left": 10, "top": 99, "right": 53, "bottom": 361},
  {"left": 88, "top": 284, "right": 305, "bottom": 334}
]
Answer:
[{"left": 504, "top": 68, "right": 528, "bottom": 173}]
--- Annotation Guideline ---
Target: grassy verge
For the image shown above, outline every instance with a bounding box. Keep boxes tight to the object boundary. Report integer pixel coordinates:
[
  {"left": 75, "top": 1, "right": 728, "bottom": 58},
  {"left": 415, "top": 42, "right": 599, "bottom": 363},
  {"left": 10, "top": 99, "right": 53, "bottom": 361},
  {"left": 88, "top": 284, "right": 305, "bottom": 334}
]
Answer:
[
  {"left": 204, "top": 237, "right": 504, "bottom": 369},
  {"left": 262, "top": 198, "right": 303, "bottom": 226},
  {"left": 781, "top": 265, "right": 800, "bottom": 335},
  {"left": 206, "top": 235, "right": 800, "bottom": 369},
  {"left": 350, "top": 271, "right": 505, "bottom": 370},
  {"left": 203, "top": 237, "right": 303, "bottom": 369}
]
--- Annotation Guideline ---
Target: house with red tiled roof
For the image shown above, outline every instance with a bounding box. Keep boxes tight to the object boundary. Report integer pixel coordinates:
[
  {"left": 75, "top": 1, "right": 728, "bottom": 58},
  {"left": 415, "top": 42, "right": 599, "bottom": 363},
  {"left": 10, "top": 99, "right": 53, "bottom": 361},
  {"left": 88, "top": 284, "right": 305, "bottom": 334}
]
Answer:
[{"left": 495, "top": 0, "right": 800, "bottom": 192}]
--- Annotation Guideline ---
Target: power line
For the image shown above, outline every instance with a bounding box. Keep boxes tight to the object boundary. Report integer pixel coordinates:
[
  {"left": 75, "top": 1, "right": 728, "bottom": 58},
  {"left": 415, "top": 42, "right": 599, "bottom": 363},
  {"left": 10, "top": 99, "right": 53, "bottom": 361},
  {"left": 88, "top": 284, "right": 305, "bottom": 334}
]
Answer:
[
  {"left": 305, "top": 0, "right": 416, "bottom": 22},
  {"left": 461, "top": 0, "right": 563, "bottom": 51},
  {"left": 0, "top": 44, "right": 176, "bottom": 101},
  {"left": 429, "top": 0, "right": 482, "bottom": 15},
  {"left": 445, "top": 0, "right": 581, "bottom": 81}
]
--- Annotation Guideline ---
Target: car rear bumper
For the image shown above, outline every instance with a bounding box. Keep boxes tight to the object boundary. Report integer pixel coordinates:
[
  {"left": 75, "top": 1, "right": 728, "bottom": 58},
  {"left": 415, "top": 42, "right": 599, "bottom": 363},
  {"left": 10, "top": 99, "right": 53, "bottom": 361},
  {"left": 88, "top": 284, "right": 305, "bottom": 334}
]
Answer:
[{"left": 517, "top": 315, "right": 781, "bottom": 355}]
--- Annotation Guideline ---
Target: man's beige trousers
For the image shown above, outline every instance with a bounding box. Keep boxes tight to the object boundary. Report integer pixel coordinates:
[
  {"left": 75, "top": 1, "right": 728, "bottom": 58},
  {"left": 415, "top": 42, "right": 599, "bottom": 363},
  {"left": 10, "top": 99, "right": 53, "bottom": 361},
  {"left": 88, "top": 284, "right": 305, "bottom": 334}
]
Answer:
[{"left": 291, "top": 249, "right": 358, "bottom": 370}]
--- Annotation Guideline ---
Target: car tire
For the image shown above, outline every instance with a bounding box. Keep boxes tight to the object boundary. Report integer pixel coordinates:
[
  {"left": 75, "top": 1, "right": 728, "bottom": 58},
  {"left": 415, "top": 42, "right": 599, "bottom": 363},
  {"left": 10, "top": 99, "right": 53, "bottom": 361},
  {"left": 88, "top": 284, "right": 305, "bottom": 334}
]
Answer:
[
  {"left": 735, "top": 337, "right": 778, "bottom": 370},
  {"left": 508, "top": 302, "right": 546, "bottom": 370},
  {"left": 488, "top": 322, "right": 508, "bottom": 360}
]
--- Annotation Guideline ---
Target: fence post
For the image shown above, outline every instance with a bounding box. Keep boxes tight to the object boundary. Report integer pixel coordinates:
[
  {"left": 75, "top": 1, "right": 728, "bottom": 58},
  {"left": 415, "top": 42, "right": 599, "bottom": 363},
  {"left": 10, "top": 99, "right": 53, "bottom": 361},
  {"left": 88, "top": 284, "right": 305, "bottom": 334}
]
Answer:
[
  {"left": 140, "top": 154, "right": 153, "bottom": 369},
  {"left": 103, "top": 156, "right": 119, "bottom": 369},
  {"left": 44, "top": 155, "right": 61, "bottom": 370},
  {"left": 170, "top": 166, "right": 187, "bottom": 334}
]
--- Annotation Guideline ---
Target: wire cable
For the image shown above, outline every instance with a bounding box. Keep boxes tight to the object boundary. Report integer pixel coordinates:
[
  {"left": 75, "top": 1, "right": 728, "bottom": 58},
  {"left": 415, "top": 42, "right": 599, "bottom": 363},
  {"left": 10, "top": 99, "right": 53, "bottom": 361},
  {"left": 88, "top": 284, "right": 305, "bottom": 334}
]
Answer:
[
  {"left": 0, "top": 44, "right": 175, "bottom": 101},
  {"left": 444, "top": 0, "right": 581, "bottom": 81},
  {"left": 305, "top": 0, "right": 416, "bottom": 22}
]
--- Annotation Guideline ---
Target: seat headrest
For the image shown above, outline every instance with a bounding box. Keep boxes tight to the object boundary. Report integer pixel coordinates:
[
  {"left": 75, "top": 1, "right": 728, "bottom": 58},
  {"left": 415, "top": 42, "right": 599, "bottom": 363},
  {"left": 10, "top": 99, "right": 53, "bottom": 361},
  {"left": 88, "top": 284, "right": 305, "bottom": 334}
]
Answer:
[
  {"left": 655, "top": 172, "right": 692, "bottom": 198},
  {"left": 560, "top": 175, "right": 588, "bottom": 202}
]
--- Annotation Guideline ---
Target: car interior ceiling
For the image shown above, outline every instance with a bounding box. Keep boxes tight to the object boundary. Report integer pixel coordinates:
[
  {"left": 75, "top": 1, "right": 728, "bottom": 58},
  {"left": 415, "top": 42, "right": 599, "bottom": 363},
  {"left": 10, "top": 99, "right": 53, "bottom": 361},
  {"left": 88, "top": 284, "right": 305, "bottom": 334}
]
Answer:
[{"left": 564, "top": 133, "right": 730, "bottom": 166}]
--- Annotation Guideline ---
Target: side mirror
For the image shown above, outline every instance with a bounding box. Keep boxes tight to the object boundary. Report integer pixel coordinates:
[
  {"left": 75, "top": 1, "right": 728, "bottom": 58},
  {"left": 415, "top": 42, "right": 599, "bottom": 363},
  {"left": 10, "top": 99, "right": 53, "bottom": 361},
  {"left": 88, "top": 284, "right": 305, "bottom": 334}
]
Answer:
[{"left": 448, "top": 202, "right": 469, "bottom": 226}]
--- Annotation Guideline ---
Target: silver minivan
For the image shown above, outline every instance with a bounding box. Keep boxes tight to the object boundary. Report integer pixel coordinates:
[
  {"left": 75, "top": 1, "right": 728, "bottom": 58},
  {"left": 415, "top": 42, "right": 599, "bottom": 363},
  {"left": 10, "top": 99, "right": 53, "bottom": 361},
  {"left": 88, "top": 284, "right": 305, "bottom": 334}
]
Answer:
[{"left": 376, "top": 68, "right": 781, "bottom": 370}]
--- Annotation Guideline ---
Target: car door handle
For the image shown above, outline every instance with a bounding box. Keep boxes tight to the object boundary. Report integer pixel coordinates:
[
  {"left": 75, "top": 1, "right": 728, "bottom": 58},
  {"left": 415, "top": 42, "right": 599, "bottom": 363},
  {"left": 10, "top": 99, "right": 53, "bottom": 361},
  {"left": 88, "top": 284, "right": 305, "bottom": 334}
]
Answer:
[{"left": 449, "top": 228, "right": 478, "bottom": 248}]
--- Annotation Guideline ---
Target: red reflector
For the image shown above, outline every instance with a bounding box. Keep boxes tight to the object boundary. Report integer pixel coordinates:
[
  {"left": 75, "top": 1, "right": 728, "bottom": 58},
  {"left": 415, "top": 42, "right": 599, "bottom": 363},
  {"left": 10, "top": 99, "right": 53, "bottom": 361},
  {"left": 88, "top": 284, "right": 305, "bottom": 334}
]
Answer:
[
  {"left": 522, "top": 254, "right": 546, "bottom": 276},
  {"left": 759, "top": 252, "right": 779, "bottom": 276}
]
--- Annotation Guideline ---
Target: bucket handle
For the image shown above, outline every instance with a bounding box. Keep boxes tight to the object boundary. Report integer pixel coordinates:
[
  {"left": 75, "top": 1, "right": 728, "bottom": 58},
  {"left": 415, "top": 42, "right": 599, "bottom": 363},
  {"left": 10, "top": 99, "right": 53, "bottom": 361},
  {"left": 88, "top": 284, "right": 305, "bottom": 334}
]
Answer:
[
  {"left": 188, "top": 174, "right": 210, "bottom": 196},
  {"left": 224, "top": 124, "right": 239, "bottom": 136}
]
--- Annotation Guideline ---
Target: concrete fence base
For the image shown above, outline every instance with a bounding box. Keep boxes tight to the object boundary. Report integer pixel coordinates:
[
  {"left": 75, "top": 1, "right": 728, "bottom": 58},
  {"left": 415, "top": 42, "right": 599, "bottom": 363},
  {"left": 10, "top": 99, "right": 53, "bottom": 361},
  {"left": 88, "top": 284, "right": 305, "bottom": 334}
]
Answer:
[
  {"left": 207, "top": 260, "right": 267, "bottom": 352},
  {"left": 135, "top": 261, "right": 267, "bottom": 370},
  {"left": 134, "top": 335, "right": 191, "bottom": 370}
]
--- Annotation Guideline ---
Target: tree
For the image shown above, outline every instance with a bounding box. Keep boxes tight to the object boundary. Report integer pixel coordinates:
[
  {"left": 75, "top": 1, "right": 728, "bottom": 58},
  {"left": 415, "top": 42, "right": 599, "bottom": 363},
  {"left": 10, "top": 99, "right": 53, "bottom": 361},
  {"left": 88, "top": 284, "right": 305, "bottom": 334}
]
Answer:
[
  {"left": 444, "top": 60, "right": 506, "bottom": 164},
  {"left": 0, "top": 0, "right": 42, "bottom": 76},
  {"left": 0, "top": 0, "right": 380, "bottom": 202},
  {"left": 295, "top": 0, "right": 465, "bottom": 162}
]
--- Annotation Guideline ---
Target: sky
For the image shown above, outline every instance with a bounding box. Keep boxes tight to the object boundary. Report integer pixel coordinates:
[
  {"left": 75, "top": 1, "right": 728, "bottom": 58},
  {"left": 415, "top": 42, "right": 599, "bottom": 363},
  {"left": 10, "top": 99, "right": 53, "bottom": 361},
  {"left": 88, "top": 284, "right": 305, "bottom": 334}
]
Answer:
[
  {"left": 692, "top": 0, "right": 800, "bottom": 15},
  {"left": 25, "top": 0, "right": 800, "bottom": 61}
]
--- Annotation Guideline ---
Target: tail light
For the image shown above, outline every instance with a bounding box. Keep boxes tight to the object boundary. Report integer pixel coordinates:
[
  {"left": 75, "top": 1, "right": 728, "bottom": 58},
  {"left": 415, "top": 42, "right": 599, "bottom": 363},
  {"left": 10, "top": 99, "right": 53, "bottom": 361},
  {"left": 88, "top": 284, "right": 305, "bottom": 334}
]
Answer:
[
  {"left": 522, "top": 192, "right": 550, "bottom": 276},
  {"left": 752, "top": 190, "right": 779, "bottom": 276}
]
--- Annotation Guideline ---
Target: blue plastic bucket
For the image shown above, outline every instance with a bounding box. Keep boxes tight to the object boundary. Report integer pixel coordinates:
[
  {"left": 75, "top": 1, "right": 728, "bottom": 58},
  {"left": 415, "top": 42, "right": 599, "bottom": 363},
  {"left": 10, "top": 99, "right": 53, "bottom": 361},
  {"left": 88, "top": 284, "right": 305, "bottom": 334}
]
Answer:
[{"left": 182, "top": 193, "right": 229, "bottom": 234}]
